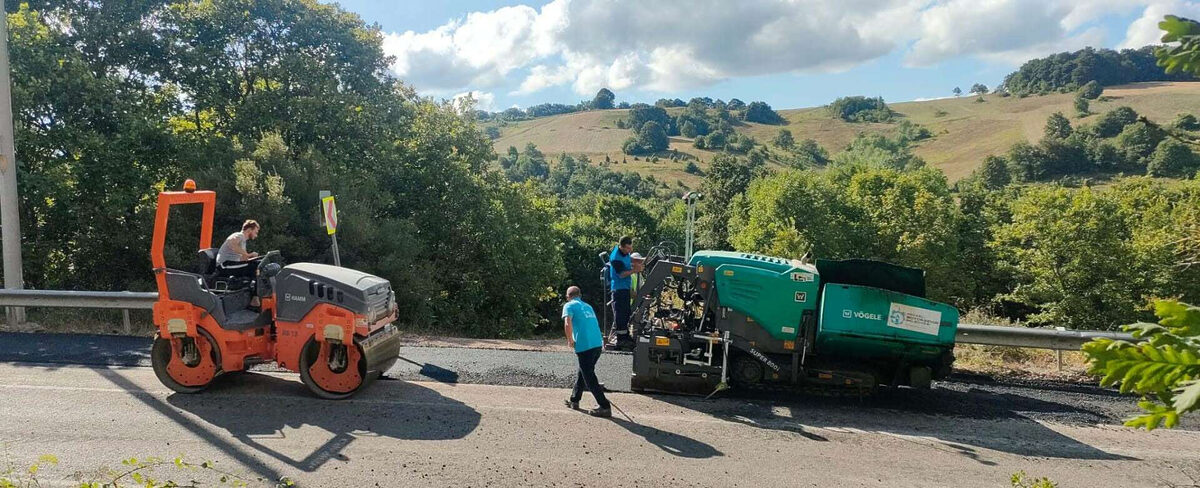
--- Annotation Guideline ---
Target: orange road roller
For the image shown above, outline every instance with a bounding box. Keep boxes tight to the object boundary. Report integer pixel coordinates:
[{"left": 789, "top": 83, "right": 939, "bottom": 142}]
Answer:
[{"left": 149, "top": 180, "right": 401, "bottom": 399}]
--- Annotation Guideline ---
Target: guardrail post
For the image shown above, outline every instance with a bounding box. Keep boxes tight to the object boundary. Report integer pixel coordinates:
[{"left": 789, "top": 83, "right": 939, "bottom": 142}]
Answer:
[{"left": 122, "top": 309, "right": 131, "bottom": 335}]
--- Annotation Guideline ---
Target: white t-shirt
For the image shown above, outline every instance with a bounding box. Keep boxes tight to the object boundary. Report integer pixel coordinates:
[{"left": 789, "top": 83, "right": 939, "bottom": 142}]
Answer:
[{"left": 216, "top": 232, "right": 248, "bottom": 264}]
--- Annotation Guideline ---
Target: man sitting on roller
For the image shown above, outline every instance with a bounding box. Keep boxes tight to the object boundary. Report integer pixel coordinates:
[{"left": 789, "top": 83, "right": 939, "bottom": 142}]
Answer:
[{"left": 216, "top": 220, "right": 260, "bottom": 279}]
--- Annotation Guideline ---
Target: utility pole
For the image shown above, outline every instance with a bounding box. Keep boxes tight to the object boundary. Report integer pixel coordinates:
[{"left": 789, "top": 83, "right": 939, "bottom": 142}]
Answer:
[
  {"left": 682, "top": 191, "right": 703, "bottom": 260},
  {"left": 0, "top": 15, "right": 25, "bottom": 324}
]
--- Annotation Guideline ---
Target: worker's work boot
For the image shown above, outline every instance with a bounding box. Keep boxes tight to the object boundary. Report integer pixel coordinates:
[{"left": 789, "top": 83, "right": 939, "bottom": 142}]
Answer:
[
  {"left": 606, "top": 334, "right": 635, "bottom": 352},
  {"left": 564, "top": 399, "right": 579, "bottom": 410},
  {"left": 588, "top": 407, "right": 612, "bottom": 418}
]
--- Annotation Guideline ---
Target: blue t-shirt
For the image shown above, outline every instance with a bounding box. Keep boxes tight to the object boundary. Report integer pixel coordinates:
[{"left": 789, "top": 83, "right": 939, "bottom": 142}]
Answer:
[
  {"left": 608, "top": 246, "right": 632, "bottom": 290},
  {"left": 562, "top": 298, "right": 602, "bottom": 352}
]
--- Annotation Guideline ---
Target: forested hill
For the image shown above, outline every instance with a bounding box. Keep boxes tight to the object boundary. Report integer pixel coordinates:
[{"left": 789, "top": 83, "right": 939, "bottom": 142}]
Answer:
[
  {"left": 491, "top": 82, "right": 1200, "bottom": 184},
  {"left": 1002, "top": 46, "right": 1195, "bottom": 95}
]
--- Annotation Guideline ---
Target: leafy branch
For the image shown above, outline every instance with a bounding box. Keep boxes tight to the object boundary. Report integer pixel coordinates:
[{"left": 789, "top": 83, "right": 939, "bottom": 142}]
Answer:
[
  {"left": 1156, "top": 16, "right": 1200, "bottom": 75},
  {"left": 1082, "top": 300, "right": 1200, "bottom": 430}
]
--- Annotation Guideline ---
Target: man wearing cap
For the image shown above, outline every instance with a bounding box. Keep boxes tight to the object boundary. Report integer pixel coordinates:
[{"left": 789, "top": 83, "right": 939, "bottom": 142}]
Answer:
[
  {"left": 629, "top": 251, "right": 645, "bottom": 306},
  {"left": 606, "top": 236, "right": 640, "bottom": 350}
]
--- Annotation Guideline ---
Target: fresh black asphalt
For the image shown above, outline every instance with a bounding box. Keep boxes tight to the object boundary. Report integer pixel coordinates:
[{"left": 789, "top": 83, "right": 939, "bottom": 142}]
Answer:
[{"left": 0, "top": 331, "right": 1174, "bottom": 428}]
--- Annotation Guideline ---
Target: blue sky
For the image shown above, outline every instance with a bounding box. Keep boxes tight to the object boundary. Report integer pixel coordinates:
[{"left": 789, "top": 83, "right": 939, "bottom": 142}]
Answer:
[{"left": 328, "top": 1, "right": 1195, "bottom": 111}]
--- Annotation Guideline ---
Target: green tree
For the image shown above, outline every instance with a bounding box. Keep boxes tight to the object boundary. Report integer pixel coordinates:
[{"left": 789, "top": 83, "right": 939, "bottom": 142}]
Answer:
[
  {"left": 1174, "top": 113, "right": 1200, "bottom": 131},
  {"left": 728, "top": 166, "right": 964, "bottom": 301},
  {"left": 697, "top": 154, "right": 764, "bottom": 249},
  {"left": 626, "top": 104, "right": 674, "bottom": 133},
  {"left": 790, "top": 139, "right": 830, "bottom": 167},
  {"left": 834, "top": 134, "right": 924, "bottom": 171},
  {"left": 773, "top": 129, "right": 795, "bottom": 149},
  {"left": 1044, "top": 112, "right": 1073, "bottom": 139},
  {"left": 9, "top": 0, "right": 567, "bottom": 336},
  {"left": 1074, "top": 95, "right": 1090, "bottom": 117},
  {"left": 1147, "top": 139, "right": 1198, "bottom": 177},
  {"left": 827, "top": 96, "right": 892, "bottom": 123},
  {"left": 1006, "top": 141, "right": 1048, "bottom": 182},
  {"left": 976, "top": 155, "right": 1012, "bottom": 189},
  {"left": 970, "top": 83, "right": 988, "bottom": 95},
  {"left": 9, "top": 3, "right": 184, "bottom": 289},
  {"left": 554, "top": 194, "right": 666, "bottom": 306},
  {"left": 953, "top": 87, "right": 962, "bottom": 97},
  {"left": 591, "top": 88, "right": 615, "bottom": 109},
  {"left": 1038, "top": 136, "right": 1089, "bottom": 176},
  {"left": 992, "top": 187, "right": 1141, "bottom": 329},
  {"left": 954, "top": 182, "right": 1016, "bottom": 307},
  {"left": 1086, "top": 138, "right": 1125, "bottom": 171},
  {"left": 744, "top": 101, "right": 785, "bottom": 124},
  {"left": 1115, "top": 121, "right": 1166, "bottom": 165},
  {"left": 896, "top": 120, "right": 932, "bottom": 144},
  {"left": 636, "top": 121, "right": 669, "bottom": 153},
  {"left": 505, "top": 143, "right": 550, "bottom": 182},
  {"left": 1078, "top": 80, "right": 1103, "bottom": 100},
  {"left": 1093, "top": 106, "right": 1140, "bottom": 137},
  {"left": 680, "top": 120, "right": 698, "bottom": 138}
]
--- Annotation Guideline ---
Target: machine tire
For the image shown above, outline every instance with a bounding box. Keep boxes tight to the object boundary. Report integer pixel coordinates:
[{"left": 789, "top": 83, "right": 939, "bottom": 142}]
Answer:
[
  {"left": 299, "top": 336, "right": 368, "bottom": 400},
  {"left": 151, "top": 328, "right": 221, "bottom": 394},
  {"left": 731, "top": 355, "right": 764, "bottom": 386},
  {"left": 909, "top": 366, "right": 933, "bottom": 389}
]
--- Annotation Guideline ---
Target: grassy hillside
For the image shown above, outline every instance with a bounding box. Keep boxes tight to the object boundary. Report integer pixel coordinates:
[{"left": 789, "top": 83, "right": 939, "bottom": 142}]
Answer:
[{"left": 491, "top": 82, "right": 1200, "bottom": 184}]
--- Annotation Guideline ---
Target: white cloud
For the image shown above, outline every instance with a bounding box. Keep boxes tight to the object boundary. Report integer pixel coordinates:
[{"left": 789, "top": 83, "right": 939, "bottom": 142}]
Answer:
[
  {"left": 1119, "top": 1, "right": 1200, "bottom": 49},
  {"left": 386, "top": 0, "right": 909, "bottom": 95},
  {"left": 381, "top": 0, "right": 1193, "bottom": 96},
  {"left": 384, "top": 4, "right": 558, "bottom": 94},
  {"left": 451, "top": 91, "right": 496, "bottom": 112},
  {"left": 906, "top": 0, "right": 1106, "bottom": 66},
  {"left": 514, "top": 64, "right": 574, "bottom": 94}
]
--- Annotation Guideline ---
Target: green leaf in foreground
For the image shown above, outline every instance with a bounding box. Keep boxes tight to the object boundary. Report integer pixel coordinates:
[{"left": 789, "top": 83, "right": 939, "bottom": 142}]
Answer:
[{"left": 1082, "top": 299, "right": 1200, "bottom": 430}]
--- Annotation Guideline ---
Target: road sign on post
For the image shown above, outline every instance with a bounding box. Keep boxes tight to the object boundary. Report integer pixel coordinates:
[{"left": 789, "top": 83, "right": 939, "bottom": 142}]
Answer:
[{"left": 319, "top": 191, "right": 341, "bottom": 267}]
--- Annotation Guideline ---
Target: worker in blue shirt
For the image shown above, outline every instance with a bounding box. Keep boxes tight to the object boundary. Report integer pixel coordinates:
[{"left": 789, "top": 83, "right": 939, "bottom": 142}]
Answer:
[
  {"left": 606, "top": 236, "right": 639, "bottom": 350},
  {"left": 562, "top": 285, "right": 611, "bottom": 417}
]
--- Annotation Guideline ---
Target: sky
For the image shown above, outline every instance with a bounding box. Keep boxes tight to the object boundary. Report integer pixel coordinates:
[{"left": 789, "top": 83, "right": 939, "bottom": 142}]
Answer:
[{"left": 327, "top": 0, "right": 1200, "bottom": 112}]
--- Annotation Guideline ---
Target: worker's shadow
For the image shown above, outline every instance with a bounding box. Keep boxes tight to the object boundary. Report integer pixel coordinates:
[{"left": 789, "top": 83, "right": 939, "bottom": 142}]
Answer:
[
  {"left": 655, "top": 378, "right": 1139, "bottom": 464},
  {"left": 163, "top": 373, "right": 481, "bottom": 473},
  {"left": 608, "top": 417, "right": 723, "bottom": 459}
]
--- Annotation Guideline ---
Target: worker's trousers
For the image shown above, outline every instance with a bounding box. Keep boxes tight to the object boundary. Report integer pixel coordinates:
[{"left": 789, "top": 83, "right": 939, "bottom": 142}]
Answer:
[
  {"left": 611, "top": 288, "right": 631, "bottom": 336},
  {"left": 570, "top": 346, "right": 610, "bottom": 409}
]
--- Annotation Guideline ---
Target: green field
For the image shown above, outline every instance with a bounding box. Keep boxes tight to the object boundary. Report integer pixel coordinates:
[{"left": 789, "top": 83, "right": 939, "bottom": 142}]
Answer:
[{"left": 492, "top": 82, "right": 1200, "bottom": 184}]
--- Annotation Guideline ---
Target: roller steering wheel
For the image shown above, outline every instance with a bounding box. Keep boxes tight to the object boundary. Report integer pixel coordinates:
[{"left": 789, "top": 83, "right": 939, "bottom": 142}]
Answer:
[
  {"left": 254, "top": 250, "right": 284, "bottom": 297},
  {"left": 256, "top": 250, "right": 283, "bottom": 273}
]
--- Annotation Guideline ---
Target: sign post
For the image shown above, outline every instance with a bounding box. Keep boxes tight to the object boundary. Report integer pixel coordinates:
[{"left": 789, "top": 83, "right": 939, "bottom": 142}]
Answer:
[
  {"left": 319, "top": 191, "right": 340, "bottom": 267},
  {"left": 0, "top": 16, "right": 24, "bottom": 324}
]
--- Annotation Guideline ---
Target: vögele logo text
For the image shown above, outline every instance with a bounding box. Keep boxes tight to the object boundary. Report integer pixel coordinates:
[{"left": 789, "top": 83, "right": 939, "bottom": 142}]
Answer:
[{"left": 845, "top": 309, "right": 882, "bottom": 321}]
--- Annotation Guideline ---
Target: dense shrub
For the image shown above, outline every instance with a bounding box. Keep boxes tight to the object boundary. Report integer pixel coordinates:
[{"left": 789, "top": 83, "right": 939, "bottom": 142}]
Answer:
[
  {"left": 827, "top": 96, "right": 893, "bottom": 122},
  {"left": 743, "top": 101, "right": 785, "bottom": 124}
]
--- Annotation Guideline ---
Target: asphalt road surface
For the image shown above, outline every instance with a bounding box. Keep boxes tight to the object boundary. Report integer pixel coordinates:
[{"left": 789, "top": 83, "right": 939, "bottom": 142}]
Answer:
[{"left": 1, "top": 332, "right": 1198, "bottom": 487}]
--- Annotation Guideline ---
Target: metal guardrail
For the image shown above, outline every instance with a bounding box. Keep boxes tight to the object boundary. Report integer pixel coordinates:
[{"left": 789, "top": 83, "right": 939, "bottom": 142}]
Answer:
[
  {"left": 0, "top": 289, "right": 157, "bottom": 334},
  {"left": 0, "top": 289, "right": 157, "bottom": 309},
  {"left": 0, "top": 289, "right": 1138, "bottom": 351},
  {"left": 956, "top": 323, "right": 1133, "bottom": 351}
]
